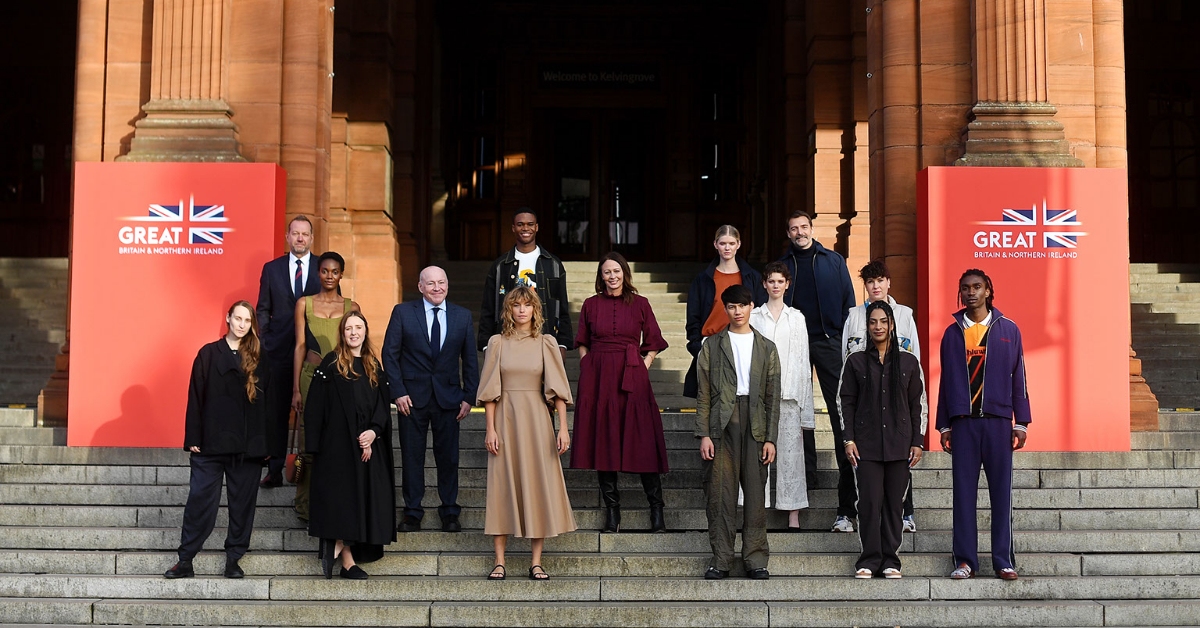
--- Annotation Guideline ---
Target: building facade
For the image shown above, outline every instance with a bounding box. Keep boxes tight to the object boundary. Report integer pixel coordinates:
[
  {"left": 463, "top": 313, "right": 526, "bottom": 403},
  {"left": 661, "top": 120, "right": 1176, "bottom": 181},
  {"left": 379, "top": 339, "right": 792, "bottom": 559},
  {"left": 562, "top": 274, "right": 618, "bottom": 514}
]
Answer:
[{"left": 2, "top": 0, "right": 1196, "bottom": 423}]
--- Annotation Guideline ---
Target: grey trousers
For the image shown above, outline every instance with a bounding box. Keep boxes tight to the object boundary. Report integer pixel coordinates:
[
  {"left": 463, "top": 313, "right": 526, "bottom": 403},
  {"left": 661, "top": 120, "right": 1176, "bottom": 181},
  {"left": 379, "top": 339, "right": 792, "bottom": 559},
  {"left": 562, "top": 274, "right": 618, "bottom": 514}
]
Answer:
[{"left": 704, "top": 396, "right": 769, "bottom": 571}]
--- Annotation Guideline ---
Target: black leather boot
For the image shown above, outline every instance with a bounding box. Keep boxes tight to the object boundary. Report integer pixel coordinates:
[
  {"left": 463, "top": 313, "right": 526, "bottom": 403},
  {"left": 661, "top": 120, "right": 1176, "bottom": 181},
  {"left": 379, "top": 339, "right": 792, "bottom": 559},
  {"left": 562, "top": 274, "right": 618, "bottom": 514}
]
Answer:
[
  {"left": 599, "top": 471, "right": 620, "bottom": 532},
  {"left": 641, "top": 473, "right": 666, "bottom": 532}
]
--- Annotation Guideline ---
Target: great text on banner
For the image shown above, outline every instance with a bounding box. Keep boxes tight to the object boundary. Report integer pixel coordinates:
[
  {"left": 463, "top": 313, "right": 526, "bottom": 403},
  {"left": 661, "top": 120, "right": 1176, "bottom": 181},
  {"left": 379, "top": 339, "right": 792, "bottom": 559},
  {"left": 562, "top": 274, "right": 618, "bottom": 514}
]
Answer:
[
  {"left": 69, "top": 162, "right": 286, "bottom": 447},
  {"left": 918, "top": 167, "right": 1130, "bottom": 452}
]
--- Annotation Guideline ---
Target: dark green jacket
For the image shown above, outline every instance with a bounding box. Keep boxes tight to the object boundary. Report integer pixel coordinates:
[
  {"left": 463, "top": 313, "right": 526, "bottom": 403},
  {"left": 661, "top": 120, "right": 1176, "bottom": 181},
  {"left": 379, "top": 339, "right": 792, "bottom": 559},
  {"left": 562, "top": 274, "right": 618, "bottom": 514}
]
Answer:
[{"left": 694, "top": 328, "right": 781, "bottom": 444}]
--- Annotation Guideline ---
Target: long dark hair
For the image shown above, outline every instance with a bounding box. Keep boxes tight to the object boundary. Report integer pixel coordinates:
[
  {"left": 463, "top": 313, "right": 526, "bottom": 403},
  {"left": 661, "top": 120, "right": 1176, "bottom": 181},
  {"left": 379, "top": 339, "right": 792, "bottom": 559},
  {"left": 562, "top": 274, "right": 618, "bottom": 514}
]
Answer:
[
  {"left": 863, "top": 300, "right": 902, "bottom": 414},
  {"left": 958, "top": 268, "right": 995, "bottom": 311},
  {"left": 226, "top": 301, "right": 262, "bottom": 403},
  {"left": 594, "top": 251, "right": 638, "bottom": 304}
]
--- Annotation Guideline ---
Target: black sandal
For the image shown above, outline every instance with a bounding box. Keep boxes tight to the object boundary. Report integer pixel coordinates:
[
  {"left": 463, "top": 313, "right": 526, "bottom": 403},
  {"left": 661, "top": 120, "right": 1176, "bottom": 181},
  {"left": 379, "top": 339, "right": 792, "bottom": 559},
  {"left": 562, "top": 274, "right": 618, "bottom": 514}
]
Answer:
[
  {"left": 528, "top": 564, "right": 549, "bottom": 580},
  {"left": 488, "top": 565, "right": 506, "bottom": 580}
]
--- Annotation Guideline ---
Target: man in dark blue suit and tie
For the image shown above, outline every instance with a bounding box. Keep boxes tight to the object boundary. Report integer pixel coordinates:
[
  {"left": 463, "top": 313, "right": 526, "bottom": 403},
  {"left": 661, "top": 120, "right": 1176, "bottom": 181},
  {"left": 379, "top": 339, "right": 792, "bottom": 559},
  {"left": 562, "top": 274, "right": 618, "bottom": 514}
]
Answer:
[
  {"left": 382, "top": 265, "right": 479, "bottom": 533},
  {"left": 255, "top": 215, "right": 320, "bottom": 487}
]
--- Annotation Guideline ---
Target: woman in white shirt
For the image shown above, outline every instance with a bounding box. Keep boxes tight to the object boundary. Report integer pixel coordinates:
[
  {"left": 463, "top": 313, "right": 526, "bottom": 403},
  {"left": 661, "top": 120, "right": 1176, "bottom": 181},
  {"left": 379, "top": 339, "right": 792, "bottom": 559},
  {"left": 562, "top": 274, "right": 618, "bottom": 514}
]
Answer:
[{"left": 749, "top": 261, "right": 814, "bottom": 529}]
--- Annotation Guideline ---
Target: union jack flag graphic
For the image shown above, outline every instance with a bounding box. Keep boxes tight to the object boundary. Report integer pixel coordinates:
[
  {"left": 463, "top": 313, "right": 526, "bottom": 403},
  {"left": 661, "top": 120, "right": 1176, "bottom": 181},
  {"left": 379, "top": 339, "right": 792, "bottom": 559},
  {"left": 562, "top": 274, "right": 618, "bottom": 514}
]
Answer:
[
  {"left": 1044, "top": 233, "right": 1085, "bottom": 248},
  {"left": 978, "top": 205, "right": 1037, "bottom": 226},
  {"left": 125, "top": 195, "right": 232, "bottom": 244},
  {"left": 1043, "top": 208, "right": 1081, "bottom": 225}
]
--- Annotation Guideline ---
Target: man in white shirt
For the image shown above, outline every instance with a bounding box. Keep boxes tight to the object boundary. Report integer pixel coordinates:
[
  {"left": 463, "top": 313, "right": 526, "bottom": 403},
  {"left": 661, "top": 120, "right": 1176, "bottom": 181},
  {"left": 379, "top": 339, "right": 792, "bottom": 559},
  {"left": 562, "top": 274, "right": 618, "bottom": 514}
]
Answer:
[{"left": 696, "top": 285, "right": 781, "bottom": 580}]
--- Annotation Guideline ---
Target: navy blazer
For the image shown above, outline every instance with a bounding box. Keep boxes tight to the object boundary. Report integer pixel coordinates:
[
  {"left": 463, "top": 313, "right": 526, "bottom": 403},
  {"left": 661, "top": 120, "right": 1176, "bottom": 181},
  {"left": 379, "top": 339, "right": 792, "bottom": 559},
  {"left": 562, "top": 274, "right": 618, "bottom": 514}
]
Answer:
[
  {"left": 381, "top": 299, "right": 479, "bottom": 411},
  {"left": 256, "top": 254, "right": 320, "bottom": 364}
]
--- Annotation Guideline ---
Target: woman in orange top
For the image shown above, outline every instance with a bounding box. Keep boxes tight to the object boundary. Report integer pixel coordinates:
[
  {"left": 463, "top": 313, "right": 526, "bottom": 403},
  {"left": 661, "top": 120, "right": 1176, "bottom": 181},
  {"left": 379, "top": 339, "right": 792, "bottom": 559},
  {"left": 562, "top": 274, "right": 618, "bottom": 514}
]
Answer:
[{"left": 684, "top": 225, "right": 766, "bottom": 398}]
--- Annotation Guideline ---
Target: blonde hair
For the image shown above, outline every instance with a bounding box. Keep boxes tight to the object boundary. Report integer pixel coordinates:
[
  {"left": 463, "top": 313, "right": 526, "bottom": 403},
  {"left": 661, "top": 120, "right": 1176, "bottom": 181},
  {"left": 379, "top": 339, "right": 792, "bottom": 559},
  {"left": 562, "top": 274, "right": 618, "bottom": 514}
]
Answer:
[
  {"left": 500, "top": 285, "right": 545, "bottom": 337},
  {"left": 714, "top": 224, "right": 740, "bottom": 241},
  {"left": 333, "top": 311, "right": 381, "bottom": 388}
]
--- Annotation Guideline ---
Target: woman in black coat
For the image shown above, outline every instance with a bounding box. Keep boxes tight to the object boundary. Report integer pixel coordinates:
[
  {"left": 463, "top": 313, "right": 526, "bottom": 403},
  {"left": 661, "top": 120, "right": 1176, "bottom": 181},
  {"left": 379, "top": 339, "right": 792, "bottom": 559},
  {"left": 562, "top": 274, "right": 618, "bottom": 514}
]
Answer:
[
  {"left": 164, "top": 300, "right": 270, "bottom": 580},
  {"left": 684, "top": 225, "right": 766, "bottom": 398},
  {"left": 840, "top": 300, "right": 925, "bottom": 580},
  {"left": 305, "top": 311, "right": 396, "bottom": 579}
]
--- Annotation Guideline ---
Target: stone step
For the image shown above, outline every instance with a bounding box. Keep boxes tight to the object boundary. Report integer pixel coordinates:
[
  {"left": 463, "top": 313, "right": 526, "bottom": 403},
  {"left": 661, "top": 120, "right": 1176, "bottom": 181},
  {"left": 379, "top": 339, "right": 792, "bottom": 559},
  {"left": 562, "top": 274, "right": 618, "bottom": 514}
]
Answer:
[
  {"left": 0, "top": 427, "right": 64, "bottom": 446},
  {"left": 2, "top": 596, "right": 1198, "bottom": 627},
  {"left": 1159, "top": 412, "right": 1200, "bottom": 431},
  {"left": 1132, "top": 431, "right": 1200, "bottom": 451},
  {"left": 0, "top": 408, "right": 36, "bottom": 427},
  {"left": 8, "top": 463, "right": 1200, "bottom": 492}
]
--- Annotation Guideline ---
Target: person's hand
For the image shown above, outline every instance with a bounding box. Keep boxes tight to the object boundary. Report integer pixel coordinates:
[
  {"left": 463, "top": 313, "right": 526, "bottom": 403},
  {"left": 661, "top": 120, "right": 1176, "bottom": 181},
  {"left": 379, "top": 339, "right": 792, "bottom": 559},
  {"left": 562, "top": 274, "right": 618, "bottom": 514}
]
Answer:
[
  {"left": 940, "top": 430, "right": 952, "bottom": 454},
  {"left": 360, "top": 446, "right": 372, "bottom": 462},
  {"left": 699, "top": 436, "right": 715, "bottom": 461},
  {"left": 457, "top": 401, "right": 471, "bottom": 421},
  {"left": 909, "top": 446, "right": 923, "bottom": 468},
  {"left": 556, "top": 430, "right": 571, "bottom": 455},
  {"left": 844, "top": 442, "right": 859, "bottom": 468},
  {"left": 395, "top": 396, "right": 413, "bottom": 416},
  {"left": 643, "top": 355, "right": 653, "bottom": 370},
  {"left": 358, "top": 430, "right": 376, "bottom": 449},
  {"left": 188, "top": 446, "right": 200, "bottom": 453},
  {"left": 761, "top": 442, "right": 776, "bottom": 465},
  {"left": 291, "top": 390, "right": 304, "bottom": 413},
  {"left": 485, "top": 428, "right": 500, "bottom": 455},
  {"left": 1012, "top": 429, "right": 1027, "bottom": 451}
]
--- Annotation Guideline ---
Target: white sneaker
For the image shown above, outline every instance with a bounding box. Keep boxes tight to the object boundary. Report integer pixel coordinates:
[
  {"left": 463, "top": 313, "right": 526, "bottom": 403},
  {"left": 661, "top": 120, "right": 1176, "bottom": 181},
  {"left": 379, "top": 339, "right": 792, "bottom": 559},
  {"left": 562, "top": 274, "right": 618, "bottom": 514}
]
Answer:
[
  {"left": 831, "top": 516, "right": 856, "bottom": 533},
  {"left": 903, "top": 515, "right": 917, "bottom": 533}
]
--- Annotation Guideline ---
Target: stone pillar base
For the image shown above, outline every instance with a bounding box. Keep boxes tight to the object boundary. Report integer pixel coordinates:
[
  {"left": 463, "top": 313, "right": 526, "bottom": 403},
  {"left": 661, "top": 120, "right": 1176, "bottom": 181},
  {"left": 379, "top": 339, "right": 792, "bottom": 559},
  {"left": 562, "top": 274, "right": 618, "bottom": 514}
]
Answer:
[
  {"left": 1130, "top": 349, "right": 1160, "bottom": 432},
  {"left": 955, "top": 102, "right": 1085, "bottom": 168},
  {"left": 118, "top": 99, "right": 246, "bottom": 163},
  {"left": 37, "top": 343, "right": 70, "bottom": 427}
]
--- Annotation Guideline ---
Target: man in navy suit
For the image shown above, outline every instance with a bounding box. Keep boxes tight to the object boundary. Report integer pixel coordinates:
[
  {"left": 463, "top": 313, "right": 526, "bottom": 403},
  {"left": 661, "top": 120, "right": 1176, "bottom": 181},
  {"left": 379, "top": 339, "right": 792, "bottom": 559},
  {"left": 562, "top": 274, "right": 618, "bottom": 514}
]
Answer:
[
  {"left": 255, "top": 215, "right": 320, "bottom": 487},
  {"left": 382, "top": 265, "right": 479, "bottom": 533}
]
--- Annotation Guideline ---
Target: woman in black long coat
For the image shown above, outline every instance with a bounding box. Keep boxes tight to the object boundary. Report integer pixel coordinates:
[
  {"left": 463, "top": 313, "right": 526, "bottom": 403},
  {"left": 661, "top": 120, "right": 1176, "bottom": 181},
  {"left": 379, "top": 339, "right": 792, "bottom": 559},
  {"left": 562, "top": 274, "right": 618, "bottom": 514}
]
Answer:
[{"left": 305, "top": 311, "right": 396, "bottom": 579}]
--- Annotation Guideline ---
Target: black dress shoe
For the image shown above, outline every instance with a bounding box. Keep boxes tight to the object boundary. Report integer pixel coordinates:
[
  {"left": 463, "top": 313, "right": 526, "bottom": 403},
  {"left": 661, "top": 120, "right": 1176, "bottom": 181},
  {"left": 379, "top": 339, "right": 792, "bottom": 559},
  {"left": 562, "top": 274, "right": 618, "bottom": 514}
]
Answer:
[
  {"left": 259, "top": 474, "right": 282, "bottom": 488},
  {"left": 397, "top": 515, "right": 421, "bottom": 532},
  {"left": 163, "top": 560, "right": 194, "bottom": 579},
  {"left": 224, "top": 559, "right": 244, "bottom": 579},
  {"left": 704, "top": 566, "right": 729, "bottom": 580},
  {"left": 746, "top": 567, "right": 770, "bottom": 580},
  {"left": 340, "top": 564, "right": 369, "bottom": 580},
  {"left": 441, "top": 514, "right": 462, "bottom": 533}
]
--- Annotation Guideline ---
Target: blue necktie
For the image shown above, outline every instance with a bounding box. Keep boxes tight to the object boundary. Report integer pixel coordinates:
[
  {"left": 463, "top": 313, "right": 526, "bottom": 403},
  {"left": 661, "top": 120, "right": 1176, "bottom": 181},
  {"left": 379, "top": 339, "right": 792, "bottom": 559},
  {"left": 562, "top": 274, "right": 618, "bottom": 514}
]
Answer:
[
  {"left": 429, "top": 306, "right": 442, "bottom": 361},
  {"left": 294, "top": 259, "right": 304, "bottom": 296}
]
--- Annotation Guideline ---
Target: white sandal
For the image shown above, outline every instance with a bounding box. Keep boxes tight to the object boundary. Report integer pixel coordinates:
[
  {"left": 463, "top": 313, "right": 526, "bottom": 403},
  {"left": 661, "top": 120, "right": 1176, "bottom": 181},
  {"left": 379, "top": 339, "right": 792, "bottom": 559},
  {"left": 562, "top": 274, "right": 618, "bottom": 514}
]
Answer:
[
  {"left": 882, "top": 567, "right": 902, "bottom": 579},
  {"left": 854, "top": 568, "right": 872, "bottom": 579}
]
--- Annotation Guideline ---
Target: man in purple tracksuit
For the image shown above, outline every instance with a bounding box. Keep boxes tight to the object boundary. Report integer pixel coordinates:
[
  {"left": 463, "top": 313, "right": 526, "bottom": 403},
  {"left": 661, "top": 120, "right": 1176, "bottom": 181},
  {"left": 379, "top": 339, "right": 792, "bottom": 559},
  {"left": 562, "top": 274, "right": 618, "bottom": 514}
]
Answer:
[{"left": 936, "top": 269, "right": 1030, "bottom": 581}]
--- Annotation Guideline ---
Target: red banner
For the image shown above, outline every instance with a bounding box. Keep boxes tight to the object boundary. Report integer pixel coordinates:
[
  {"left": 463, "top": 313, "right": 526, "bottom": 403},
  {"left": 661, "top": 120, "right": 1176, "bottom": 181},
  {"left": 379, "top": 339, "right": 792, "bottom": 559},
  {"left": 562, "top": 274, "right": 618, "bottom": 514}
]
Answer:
[
  {"left": 69, "top": 163, "right": 286, "bottom": 447},
  {"left": 918, "top": 167, "right": 1130, "bottom": 452}
]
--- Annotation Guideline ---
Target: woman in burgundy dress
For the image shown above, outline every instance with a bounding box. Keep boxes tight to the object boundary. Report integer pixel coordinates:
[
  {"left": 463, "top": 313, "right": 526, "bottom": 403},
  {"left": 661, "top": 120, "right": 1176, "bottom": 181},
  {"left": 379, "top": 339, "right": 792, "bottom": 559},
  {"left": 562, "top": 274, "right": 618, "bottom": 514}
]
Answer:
[{"left": 572, "top": 252, "right": 670, "bottom": 533}]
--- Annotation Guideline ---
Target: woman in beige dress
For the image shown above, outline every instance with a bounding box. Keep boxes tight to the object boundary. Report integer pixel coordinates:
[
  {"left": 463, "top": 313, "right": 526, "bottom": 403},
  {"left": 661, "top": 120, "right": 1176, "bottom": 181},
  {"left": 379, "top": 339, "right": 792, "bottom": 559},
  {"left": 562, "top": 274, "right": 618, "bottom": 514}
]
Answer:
[{"left": 478, "top": 285, "right": 576, "bottom": 580}]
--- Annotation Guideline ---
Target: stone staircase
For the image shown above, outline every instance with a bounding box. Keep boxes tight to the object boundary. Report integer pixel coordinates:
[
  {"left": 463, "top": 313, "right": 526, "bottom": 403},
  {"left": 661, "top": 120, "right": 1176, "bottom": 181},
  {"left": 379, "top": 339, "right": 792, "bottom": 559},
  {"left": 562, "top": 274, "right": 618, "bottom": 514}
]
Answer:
[
  {"left": 0, "top": 258, "right": 68, "bottom": 405},
  {"left": 442, "top": 260, "right": 705, "bottom": 410},
  {"left": 1131, "top": 263, "right": 1200, "bottom": 410},
  {"left": 2, "top": 403, "right": 1200, "bottom": 627}
]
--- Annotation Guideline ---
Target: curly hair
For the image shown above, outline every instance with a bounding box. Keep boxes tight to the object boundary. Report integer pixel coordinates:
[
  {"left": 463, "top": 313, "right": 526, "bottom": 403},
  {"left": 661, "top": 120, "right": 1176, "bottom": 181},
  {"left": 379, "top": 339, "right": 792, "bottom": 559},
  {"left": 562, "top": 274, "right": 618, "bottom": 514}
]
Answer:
[{"left": 500, "top": 285, "right": 545, "bottom": 337}]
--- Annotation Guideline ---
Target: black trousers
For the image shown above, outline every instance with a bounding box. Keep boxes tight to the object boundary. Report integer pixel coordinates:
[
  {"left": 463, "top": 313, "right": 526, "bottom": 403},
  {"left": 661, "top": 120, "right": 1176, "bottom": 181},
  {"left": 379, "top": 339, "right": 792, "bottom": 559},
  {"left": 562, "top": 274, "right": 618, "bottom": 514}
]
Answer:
[
  {"left": 398, "top": 402, "right": 460, "bottom": 520},
  {"left": 854, "top": 459, "right": 909, "bottom": 572},
  {"left": 809, "top": 335, "right": 857, "bottom": 518},
  {"left": 265, "top": 359, "right": 294, "bottom": 478},
  {"left": 178, "top": 453, "right": 262, "bottom": 562}
]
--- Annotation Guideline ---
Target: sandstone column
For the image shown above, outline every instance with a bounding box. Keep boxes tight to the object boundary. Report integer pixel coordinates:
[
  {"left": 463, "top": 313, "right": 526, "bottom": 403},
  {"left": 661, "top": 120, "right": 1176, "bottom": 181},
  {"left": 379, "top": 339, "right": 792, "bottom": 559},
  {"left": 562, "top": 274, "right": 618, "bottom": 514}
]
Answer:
[
  {"left": 954, "top": 0, "right": 1083, "bottom": 167},
  {"left": 120, "top": 0, "right": 245, "bottom": 162}
]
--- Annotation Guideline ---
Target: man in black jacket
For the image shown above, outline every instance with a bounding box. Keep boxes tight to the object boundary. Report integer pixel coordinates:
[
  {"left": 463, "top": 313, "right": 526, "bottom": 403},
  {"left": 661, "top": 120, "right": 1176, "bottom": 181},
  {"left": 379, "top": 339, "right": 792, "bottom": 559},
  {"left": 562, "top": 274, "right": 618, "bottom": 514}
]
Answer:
[
  {"left": 778, "top": 210, "right": 858, "bottom": 532},
  {"left": 477, "top": 208, "right": 572, "bottom": 357}
]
